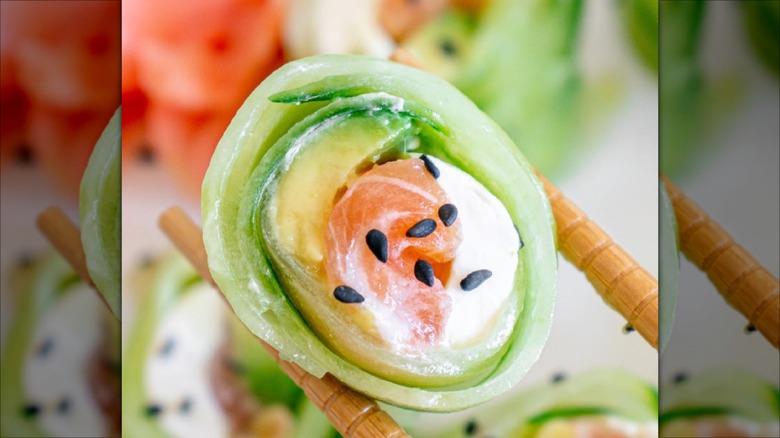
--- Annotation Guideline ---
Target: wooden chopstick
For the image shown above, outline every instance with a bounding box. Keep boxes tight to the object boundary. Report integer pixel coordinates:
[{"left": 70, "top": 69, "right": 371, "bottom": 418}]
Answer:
[
  {"left": 662, "top": 176, "right": 779, "bottom": 349},
  {"left": 389, "top": 49, "right": 659, "bottom": 349},
  {"left": 537, "top": 173, "right": 659, "bottom": 349},
  {"left": 37, "top": 207, "right": 94, "bottom": 286},
  {"left": 158, "top": 207, "right": 410, "bottom": 438},
  {"left": 36, "top": 206, "right": 118, "bottom": 320}
]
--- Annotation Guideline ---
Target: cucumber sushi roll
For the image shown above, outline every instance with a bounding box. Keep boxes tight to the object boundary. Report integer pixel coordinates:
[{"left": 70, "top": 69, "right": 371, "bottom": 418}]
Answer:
[
  {"left": 0, "top": 253, "right": 120, "bottom": 437},
  {"left": 660, "top": 370, "right": 780, "bottom": 437},
  {"left": 122, "top": 253, "right": 335, "bottom": 438},
  {"left": 420, "top": 369, "right": 658, "bottom": 437},
  {"left": 202, "top": 54, "right": 557, "bottom": 411}
]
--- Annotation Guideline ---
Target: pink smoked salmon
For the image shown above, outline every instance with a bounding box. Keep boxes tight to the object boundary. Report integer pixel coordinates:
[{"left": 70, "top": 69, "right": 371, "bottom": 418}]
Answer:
[{"left": 326, "top": 158, "right": 462, "bottom": 347}]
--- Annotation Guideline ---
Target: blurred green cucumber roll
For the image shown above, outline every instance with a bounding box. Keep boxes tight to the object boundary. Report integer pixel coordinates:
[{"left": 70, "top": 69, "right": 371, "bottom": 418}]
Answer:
[
  {"left": 418, "top": 369, "right": 658, "bottom": 437},
  {"left": 0, "top": 253, "right": 120, "bottom": 437},
  {"left": 80, "top": 106, "right": 121, "bottom": 318},
  {"left": 660, "top": 369, "right": 780, "bottom": 437},
  {"left": 122, "top": 253, "right": 335, "bottom": 438}
]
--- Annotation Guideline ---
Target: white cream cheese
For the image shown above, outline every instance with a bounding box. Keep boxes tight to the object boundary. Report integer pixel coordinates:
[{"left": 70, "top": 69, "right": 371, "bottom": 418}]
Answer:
[
  {"left": 430, "top": 156, "right": 520, "bottom": 347},
  {"left": 144, "top": 284, "right": 229, "bottom": 438},
  {"left": 24, "top": 283, "right": 108, "bottom": 437}
]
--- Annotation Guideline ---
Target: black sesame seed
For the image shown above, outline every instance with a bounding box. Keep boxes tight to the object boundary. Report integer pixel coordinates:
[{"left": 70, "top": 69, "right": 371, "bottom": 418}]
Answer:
[
  {"left": 438, "top": 204, "right": 458, "bottom": 227},
  {"left": 56, "top": 397, "right": 71, "bottom": 415},
  {"left": 179, "top": 397, "right": 193, "bottom": 414},
  {"left": 22, "top": 404, "right": 41, "bottom": 418},
  {"left": 36, "top": 337, "right": 54, "bottom": 358},
  {"left": 464, "top": 419, "right": 478, "bottom": 435},
  {"left": 366, "top": 229, "right": 388, "bottom": 263},
  {"left": 406, "top": 219, "right": 437, "bottom": 238},
  {"left": 622, "top": 323, "right": 635, "bottom": 334},
  {"left": 673, "top": 372, "right": 689, "bottom": 384},
  {"left": 420, "top": 155, "right": 440, "bottom": 179},
  {"left": 414, "top": 260, "right": 435, "bottom": 287},
  {"left": 158, "top": 338, "right": 175, "bottom": 357},
  {"left": 145, "top": 404, "right": 163, "bottom": 417},
  {"left": 551, "top": 372, "right": 567, "bottom": 383},
  {"left": 744, "top": 323, "right": 757, "bottom": 334},
  {"left": 440, "top": 39, "right": 458, "bottom": 57},
  {"left": 334, "top": 286, "right": 365, "bottom": 304},
  {"left": 460, "top": 270, "right": 492, "bottom": 291}
]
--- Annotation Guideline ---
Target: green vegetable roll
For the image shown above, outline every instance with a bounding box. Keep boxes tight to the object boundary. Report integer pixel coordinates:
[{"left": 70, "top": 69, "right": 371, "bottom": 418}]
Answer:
[
  {"left": 419, "top": 369, "right": 658, "bottom": 437},
  {"left": 661, "top": 370, "right": 779, "bottom": 437},
  {"left": 0, "top": 253, "right": 120, "bottom": 437},
  {"left": 122, "top": 253, "right": 335, "bottom": 438},
  {"left": 202, "top": 54, "right": 557, "bottom": 411}
]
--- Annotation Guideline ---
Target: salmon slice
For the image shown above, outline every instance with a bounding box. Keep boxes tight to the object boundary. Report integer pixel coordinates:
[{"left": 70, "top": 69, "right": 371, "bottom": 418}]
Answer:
[{"left": 326, "top": 158, "right": 462, "bottom": 347}]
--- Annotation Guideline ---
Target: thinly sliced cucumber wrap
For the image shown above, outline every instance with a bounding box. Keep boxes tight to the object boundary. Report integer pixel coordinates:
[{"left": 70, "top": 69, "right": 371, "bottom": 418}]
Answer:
[
  {"left": 122, "top": 253, "right": 334, "bottom": 438},
  {"left": 0, "top": 253, "right": 119, "bottom": 437},
  {"left": 660, "top": 370, "right": 780, "bottom": 437},
  {"left": 80, "top": 106, "right": 121, "bottom": 318},
  {"left": 202, "top": 54, "right": 557, "bottom": 411},
  {"left": 418, "top": 369, "right": 658, "bottom": 437},
  {"left": 659, "top": 180, "right": 679, "bottom": 352}
]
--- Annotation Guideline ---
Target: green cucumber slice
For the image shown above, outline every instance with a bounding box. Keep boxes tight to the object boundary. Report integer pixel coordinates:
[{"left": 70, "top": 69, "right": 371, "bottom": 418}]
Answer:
[{"left": 80, "top": 106, "right": 121, "bottom": 318}]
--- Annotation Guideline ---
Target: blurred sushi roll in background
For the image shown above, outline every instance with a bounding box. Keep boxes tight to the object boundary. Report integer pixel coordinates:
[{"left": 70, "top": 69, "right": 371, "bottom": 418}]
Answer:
[
  {"left": 121, "top": 0, "right": 287, "bottom": 196},
  {"left": 410, "top": 368, "right": 658, "bottom": 438},
  {"left": 0, "top": 253, "right": 121, "bottom": 437},
  {"left": 122, "top": 252, "right": 336, "bottom": 438},
  {"left": 0, "top": 0, "right": 120, "bottom": 199},
  {"left": 660, "top": 370, "right": 779, "bottom": 437}
]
